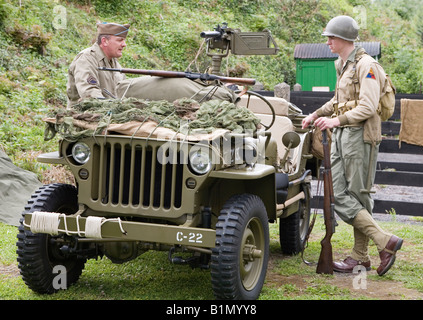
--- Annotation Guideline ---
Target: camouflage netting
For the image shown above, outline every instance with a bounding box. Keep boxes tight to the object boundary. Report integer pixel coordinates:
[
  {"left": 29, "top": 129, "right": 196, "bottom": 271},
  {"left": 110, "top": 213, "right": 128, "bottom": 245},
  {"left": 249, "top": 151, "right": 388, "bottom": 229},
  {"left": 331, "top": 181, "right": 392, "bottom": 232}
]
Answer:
[{"left": 44, "top": 98, "right": 261, "bottom": 141}]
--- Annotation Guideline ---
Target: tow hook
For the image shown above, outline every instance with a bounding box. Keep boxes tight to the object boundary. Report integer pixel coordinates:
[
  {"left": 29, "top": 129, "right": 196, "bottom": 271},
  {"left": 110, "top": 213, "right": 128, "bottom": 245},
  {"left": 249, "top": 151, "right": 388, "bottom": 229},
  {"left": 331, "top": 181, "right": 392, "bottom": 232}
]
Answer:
[
  {"left": 168, "top": 247, "right": 210, "bottom": 269},
  {"left": 168, "top": 247, "right": 197, "bottom": 265}
]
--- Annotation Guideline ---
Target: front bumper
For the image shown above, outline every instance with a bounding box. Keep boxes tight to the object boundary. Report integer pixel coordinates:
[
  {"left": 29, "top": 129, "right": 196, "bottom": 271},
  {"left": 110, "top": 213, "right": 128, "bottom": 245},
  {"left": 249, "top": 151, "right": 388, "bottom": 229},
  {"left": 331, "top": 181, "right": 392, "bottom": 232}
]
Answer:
[{"left": 23, "top": 212, "right": 216, "bottom": 248}]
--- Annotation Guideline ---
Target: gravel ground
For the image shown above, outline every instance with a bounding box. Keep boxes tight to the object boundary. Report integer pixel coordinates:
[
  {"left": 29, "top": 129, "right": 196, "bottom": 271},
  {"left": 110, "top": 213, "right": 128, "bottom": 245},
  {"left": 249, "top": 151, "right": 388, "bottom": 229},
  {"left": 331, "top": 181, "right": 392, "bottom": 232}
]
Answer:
[{"left": 372, "top": 184, "right": 423, "bottom": 205}]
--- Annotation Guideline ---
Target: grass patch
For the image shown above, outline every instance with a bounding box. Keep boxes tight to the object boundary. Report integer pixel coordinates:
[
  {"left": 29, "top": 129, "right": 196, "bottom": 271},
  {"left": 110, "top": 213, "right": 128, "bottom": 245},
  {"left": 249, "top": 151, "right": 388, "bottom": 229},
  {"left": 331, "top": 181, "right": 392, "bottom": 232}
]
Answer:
[{"left": 1, "top": 216, "right": 422, "bottom": 300}]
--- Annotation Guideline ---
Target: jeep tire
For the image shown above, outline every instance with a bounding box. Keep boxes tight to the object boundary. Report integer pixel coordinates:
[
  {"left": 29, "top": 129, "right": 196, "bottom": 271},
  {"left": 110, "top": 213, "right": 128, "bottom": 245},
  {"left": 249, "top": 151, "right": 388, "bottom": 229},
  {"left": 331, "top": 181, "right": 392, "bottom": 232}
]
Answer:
[
  {"left": 16, "top": 183, "right": 86, "bottom": 294},
  {"left": 279, "top": 183, "right": 311, "bottom": 255},
  {"left": 211, "top": 194, "right": 269, "bottom": 300}
]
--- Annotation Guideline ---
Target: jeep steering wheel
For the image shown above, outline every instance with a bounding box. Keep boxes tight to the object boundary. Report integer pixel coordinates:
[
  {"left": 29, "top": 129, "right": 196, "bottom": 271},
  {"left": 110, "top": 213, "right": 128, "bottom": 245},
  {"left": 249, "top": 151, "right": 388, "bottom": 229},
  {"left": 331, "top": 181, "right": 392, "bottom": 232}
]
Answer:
[{"left": 235, "top": 90, "right": 276, "bottom": 130}]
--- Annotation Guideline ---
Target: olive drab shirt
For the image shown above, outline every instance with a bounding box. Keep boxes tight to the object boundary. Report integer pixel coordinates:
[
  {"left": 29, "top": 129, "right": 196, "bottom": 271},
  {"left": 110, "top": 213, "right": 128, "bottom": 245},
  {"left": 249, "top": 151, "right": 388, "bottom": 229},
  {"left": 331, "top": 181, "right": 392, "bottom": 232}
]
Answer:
[
  {"left": 315, "top": 46, "right": 388, "bottom": 144},
  {"left": 67, "top": 42, "right": 125, "bottom": 108}
]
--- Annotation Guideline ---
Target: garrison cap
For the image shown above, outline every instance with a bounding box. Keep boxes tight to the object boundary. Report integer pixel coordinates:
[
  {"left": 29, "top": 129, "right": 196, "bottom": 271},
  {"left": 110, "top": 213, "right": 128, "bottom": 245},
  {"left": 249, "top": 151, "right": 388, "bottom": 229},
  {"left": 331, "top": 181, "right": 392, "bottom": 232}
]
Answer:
[{"left": 97, "top": 22, "right": 130, "bottom": 38}]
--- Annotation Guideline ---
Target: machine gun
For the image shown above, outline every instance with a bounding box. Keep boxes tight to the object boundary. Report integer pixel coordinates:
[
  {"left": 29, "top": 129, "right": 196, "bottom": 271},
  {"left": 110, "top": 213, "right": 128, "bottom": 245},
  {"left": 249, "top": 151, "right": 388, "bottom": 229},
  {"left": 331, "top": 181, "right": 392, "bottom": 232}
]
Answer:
[
  {"left": 316, "top": 129, "right": 336, "bottom": 274},
  {"left": 200, "top": 22, "right": 279, "bottom": 75}
]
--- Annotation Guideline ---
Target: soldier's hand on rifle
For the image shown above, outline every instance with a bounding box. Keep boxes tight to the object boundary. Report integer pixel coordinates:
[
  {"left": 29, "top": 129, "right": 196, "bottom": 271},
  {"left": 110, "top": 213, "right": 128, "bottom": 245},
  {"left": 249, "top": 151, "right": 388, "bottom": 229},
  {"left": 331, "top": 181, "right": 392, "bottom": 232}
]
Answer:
[
  {"left": 302, "top": 112, "right": 341, "bottom": 131},
  {"left": 302, "top": 112, "right": 318, "bottom": 129},
  {"left": 314, "top": 117, "right": 340, "bottom": 131}
]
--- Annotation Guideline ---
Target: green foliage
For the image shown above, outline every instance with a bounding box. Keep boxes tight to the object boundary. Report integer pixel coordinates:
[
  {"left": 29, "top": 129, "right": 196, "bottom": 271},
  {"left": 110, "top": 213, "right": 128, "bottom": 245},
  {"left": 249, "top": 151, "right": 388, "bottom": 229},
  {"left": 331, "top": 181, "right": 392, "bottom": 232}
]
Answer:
[
  {"left": 2, "top": 0, "right": 423, "bottom": 161},
  {"left": 0, "top": 0, "right": 7, "bottom": 28}
]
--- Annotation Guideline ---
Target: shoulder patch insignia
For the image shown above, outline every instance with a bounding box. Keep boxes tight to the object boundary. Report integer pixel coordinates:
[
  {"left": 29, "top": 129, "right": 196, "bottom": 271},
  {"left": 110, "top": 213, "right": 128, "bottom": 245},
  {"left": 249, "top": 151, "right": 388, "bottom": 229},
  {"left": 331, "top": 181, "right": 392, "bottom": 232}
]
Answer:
[
  {"left": 87, "top": 75, "right": 98, "bottom": 85},
  {"left": 366, "top": 68, "right": 376, "bottom": 80}
]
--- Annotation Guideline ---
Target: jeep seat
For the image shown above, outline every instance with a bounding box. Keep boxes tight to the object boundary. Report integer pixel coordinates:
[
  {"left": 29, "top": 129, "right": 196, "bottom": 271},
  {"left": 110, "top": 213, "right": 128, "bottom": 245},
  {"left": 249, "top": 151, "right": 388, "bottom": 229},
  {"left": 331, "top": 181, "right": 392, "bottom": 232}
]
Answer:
[
  {"left": 238, "top": 95, "right": 296, "bottom": 161},
  {"left": 275, "top": 172, "right": 289, "bottom": 204},
  {"left": 238, "top": 95, "right": 290, "bottom": 116},
  {"left": 254, "top": 113, "right": 295, "bottom": 161}
]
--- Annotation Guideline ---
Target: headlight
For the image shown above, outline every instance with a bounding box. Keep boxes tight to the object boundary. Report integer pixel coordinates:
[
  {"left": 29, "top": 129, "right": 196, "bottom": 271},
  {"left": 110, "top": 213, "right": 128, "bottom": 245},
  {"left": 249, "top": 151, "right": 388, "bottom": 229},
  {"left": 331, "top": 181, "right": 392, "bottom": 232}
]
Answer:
[
  {"left": 72, "top": 142, "right": 91, "bottom": 164},
  {"left": 189, "top": 149, "right": 212, "bottom": 175},
  {"left": 242, "top": 137, "right": 258, "bottom": 165},
  {"left": 233, "top": 137, "right": 258, "bottom": 166}
]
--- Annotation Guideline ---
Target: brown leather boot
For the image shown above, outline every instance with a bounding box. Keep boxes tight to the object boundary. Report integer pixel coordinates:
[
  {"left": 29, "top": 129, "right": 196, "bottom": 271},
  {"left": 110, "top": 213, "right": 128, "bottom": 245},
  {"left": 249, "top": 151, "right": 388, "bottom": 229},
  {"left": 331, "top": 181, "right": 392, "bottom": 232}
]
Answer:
[
  {"left": 333, "top": 256, "right": 371, "bottom": 273},
  {"left": 377, "top": 235, "right": 403, "bottom": 276}
]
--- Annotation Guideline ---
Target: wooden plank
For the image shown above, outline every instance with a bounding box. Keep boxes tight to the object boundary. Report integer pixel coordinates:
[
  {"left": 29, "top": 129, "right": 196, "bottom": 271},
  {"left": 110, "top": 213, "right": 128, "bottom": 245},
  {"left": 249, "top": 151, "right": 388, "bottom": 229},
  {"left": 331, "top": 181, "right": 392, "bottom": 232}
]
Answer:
[
  {"left": 373, "top": 200, "right": 423, "bottom": 216},
  {"left": 382, "top": 121, "right": 400, "bottom": 136},
  {"left": 379, "top": 139, "right": 423, "bottom": 154},
  {"left": 375, "top": 170, "right": 423, "bottom": 187},
  {"left": 377, "top": 161, "right": 423, "bottom": 172}
]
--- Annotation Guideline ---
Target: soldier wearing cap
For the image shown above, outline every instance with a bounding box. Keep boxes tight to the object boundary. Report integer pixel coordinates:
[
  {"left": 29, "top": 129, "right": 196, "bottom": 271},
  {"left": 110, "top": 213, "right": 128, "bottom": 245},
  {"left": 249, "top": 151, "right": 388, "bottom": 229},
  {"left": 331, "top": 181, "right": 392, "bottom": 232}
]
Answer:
[
  {"left": 302, "top": 15, "right": 403, "bottom": 276},
  {"left": 66, "top": 22, "right": 130, "bottom": 108}
]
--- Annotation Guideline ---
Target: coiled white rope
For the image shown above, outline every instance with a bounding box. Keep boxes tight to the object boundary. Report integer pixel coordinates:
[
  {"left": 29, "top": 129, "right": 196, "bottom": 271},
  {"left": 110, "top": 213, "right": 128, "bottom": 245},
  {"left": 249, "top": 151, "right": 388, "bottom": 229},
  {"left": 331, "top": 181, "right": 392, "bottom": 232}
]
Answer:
[
  {"left": 85, "top": 216, "right": 105, "bottom": 238},
  {"left": 30, "top": 211, "right": 60, "bottom": 235},
  {"left": 27, "top": 212, "right": 126, "bottom": 239}
]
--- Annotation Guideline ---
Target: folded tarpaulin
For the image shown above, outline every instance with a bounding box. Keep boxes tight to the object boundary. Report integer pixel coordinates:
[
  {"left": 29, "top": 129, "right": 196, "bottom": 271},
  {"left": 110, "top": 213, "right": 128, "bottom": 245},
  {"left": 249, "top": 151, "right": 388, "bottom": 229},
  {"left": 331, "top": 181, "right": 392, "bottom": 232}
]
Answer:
[
  {"left": 0, "top": 149, "right": 42, "bottom": 226},
  {"left": 399, "top": 99, "right": 423, "bottom": 147}
]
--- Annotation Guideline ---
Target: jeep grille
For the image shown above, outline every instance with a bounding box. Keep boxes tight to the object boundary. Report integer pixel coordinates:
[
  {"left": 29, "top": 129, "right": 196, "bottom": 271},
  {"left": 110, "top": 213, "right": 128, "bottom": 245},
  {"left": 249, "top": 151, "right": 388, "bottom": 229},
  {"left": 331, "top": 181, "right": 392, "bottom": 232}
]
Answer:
[{"left": 92, "top": 141, "right": 183, "bottom": 209}]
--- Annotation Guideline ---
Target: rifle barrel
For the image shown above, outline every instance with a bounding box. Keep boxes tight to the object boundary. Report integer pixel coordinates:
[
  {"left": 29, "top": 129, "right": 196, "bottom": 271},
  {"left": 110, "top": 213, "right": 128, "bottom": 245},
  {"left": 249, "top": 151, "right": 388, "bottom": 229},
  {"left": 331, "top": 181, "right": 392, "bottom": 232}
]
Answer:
[{"left": 98, "top": 67, "right": 256, "bottom": 86}]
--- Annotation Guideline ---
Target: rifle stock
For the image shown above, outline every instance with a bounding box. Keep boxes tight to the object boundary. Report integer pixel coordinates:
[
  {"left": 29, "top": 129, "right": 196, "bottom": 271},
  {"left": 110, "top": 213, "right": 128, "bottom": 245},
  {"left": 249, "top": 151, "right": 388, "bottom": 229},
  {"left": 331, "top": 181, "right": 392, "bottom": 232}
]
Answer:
[
  {"left": 316, "top": 129, "right": 335, "bottom": 274},
  {"left": 98, "top": 67, "right": 256, "bottom": 86}
]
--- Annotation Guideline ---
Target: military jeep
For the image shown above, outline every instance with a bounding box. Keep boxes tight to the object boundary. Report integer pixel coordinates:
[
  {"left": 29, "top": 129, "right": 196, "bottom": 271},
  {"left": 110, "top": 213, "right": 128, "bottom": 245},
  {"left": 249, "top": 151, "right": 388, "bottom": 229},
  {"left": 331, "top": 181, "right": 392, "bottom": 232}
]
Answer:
[
  {"left": 16, "top": 25, "right": 315, "bottom": 300},
  {"left": 16, "top": 91, "right": 314, "bottom": 300}
]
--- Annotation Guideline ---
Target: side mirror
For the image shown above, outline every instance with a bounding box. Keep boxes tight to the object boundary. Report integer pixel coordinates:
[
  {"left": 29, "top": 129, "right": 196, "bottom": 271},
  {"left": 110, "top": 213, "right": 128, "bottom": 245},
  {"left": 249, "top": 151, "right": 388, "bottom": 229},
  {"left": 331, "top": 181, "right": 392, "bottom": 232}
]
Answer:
[
  {"left": 282, "top": 131, "right": 300, "bottom": 149},
  {"left": 280, "top": 131, "right": 301, "bottom": 167}
]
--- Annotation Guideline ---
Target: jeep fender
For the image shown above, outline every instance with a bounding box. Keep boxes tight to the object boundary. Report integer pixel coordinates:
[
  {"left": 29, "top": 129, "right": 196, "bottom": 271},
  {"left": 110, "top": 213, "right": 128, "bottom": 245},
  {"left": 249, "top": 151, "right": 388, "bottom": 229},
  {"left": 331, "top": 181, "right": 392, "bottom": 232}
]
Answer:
[{"left": 209, "top": 164, "right": 276, "bottom": 220}]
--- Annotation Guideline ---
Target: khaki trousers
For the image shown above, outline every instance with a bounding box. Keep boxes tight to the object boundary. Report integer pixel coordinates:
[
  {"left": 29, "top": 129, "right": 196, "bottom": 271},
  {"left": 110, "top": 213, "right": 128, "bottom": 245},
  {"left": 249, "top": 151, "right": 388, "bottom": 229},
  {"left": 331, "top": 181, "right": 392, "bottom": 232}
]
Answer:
[
  {"left": 331, "top": 127, "right": 391, "bottom": 261},
  {"left": 331, "top": 127, "right": 376, "bottom": 224}
]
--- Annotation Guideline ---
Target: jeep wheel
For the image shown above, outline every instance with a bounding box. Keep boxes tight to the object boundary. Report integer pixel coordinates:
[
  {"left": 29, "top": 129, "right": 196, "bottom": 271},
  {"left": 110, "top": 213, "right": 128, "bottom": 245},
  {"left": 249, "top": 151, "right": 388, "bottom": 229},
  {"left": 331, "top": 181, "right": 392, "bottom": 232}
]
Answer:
[
  {"left": 279, "top": 183, "right": 311, "bottom": 255},
  {"left": 211, "top": 194, "right": 269, "bottom": 300},
  {"left": 16, "top": 183, "right": 86, "bottom": 294}
]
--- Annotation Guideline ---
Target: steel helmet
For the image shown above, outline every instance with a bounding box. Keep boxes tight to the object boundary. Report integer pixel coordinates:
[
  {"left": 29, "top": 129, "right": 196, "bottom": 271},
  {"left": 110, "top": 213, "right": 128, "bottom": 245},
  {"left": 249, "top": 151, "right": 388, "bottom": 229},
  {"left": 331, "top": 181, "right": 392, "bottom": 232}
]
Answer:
[{"left": 322, "top": 15, "right": 359, "bottom": 41}]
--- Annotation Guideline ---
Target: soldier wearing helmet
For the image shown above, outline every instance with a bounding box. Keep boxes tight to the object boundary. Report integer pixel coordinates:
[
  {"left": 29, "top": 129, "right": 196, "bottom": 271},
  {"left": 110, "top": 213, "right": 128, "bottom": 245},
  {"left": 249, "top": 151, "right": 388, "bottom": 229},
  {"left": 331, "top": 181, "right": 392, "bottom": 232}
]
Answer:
[
  {"left": 321, "top": 15, "right": 360, "bottom": 41},
  {"left": 302, "top": 15, "right": 403, "bottom": 276}
]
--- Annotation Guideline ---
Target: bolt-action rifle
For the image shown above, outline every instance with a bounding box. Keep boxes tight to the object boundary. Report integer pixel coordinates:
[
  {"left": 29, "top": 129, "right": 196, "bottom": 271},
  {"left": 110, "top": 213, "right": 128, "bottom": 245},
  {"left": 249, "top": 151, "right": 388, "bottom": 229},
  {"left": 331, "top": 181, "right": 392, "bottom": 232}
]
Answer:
[
  {"left": 316, "top": 129, "right": 336, "bottom": 274},
  {"left": 98, "top": 67, "right": 256, "bottom": 86}
]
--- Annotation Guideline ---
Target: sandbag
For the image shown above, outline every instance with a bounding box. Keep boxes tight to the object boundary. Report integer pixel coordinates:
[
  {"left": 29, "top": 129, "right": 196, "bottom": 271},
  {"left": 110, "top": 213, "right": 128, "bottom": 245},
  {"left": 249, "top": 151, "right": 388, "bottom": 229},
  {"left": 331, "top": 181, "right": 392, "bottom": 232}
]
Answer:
[
  {"left": 116, "top": 76, "right": 237, "bottom": 103},
  {"left": 0, "top": 149, "right": 42, "bottom": 226}
]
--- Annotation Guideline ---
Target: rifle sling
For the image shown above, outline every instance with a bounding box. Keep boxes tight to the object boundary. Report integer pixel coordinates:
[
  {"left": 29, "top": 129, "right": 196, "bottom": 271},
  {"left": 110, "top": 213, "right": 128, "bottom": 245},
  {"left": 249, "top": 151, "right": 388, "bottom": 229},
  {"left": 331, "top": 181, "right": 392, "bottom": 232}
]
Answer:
[{"left": 300, "top": 173, "right": 323, "bottom": 267}]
